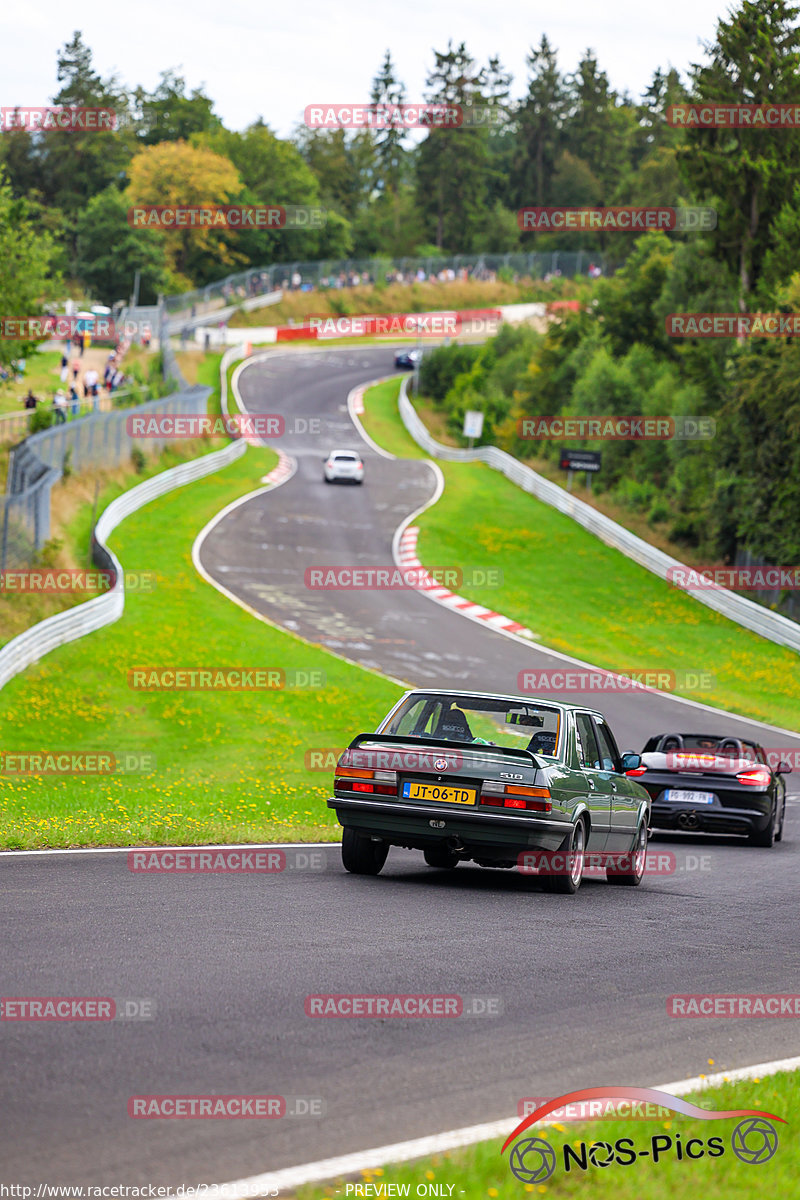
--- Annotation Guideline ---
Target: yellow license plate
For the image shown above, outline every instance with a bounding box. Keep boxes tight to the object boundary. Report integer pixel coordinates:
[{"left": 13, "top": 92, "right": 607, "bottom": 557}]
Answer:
[{"left": 403, "top": 781, "right": 477, "bottom": 805}]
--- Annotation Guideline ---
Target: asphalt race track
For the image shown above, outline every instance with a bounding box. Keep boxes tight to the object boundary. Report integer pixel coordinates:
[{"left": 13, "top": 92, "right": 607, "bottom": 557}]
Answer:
[{"left": 3, "top": 345, "right": 800, "bottom": 1185}]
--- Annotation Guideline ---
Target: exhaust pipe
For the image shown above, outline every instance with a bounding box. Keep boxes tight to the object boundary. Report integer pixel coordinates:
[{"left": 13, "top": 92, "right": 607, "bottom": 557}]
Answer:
[{"left": 677, "top": 811, "right": 700, "bottom": 830}]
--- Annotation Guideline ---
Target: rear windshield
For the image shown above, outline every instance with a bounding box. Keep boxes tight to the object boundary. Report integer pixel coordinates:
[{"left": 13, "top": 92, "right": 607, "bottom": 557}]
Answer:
[
  {"left": 380, "top": 693, "right": 561, "bottom": 757},
  {"left": 332, "top": 452, "right": 358, "bottom": 460}
]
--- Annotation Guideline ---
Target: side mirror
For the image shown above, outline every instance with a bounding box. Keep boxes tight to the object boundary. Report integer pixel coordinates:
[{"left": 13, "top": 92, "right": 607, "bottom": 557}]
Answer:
[
  {"left": 620, "top": 752, "right": 642, "bottom": 773},
  {"left": 777, "top": 761, "right": 792, "bottom": 775}
]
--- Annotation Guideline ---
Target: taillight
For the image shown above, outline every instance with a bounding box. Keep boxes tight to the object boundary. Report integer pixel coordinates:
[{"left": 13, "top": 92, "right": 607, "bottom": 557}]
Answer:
[
  {"left": 480, "top": 781, "right": 551, "bottom": 812},
  {"left": 335, "top": 767, "right": 397, "bottom": 797},
  {"left": 736, "top": 767, "right": 771, "bottom": 787},
  {"left": 625, "top": 766, "right": 647, "bottom": 777}
]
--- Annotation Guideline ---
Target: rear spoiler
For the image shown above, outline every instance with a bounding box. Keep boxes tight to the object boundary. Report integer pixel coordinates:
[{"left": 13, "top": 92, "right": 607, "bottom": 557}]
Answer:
[{"left": 341, "top": 732, "right": 543, "bottom": 769}]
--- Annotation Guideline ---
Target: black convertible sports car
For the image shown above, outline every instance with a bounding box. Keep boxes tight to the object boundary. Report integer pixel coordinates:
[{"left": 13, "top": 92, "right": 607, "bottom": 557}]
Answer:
[{"left": 628, "top": 732, "right": 791, "bottom": 846}]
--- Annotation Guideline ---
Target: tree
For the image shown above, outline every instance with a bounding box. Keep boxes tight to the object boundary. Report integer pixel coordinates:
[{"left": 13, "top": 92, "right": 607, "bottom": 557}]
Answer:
[
  {"left": 512, "top": 36, "right": 566, "bottom": 208},
  {"left": 125, "top": 141, "right": 242, "bottom": 287},
  {"left": 370, "top": 51, "right": 408, "bottom": 197},
  {"left": 415, "top": 41, "right": 492, "bottom": 251},
  {"left": 0, "top": 174, "right": 57, "bottom": 369},
  {"left": 679, "top": 0, "right": 800, "bottom": 300},
  {"left": 294, "top": 126, "right": 375, "bottom": 221},
  {"left": 131, "top": 70, "right": 222, "bottom": 145},
  {"left": 43, "top": 32, "right": 132, "bottom": 262},
  {"left": 593, "top": 232, "right": 674, "bottom": 355},
  {"left": 561, "top": 51, "right": 632, "bottom": 200},
  {"left": 75, "top": 187, "right": 168, "bottom": 304},
  {"left": 196, "top": 122, "right": 334, "bottom": 264}
]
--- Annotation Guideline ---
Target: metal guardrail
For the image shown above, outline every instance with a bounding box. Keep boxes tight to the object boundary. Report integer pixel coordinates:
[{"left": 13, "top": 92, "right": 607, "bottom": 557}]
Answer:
[
  {"left": 0, "top": 389, "right": 155, "bottom": 444},
  {"left": 397, "top": 378, "right": 800, "bottom": 655},
  {"left": 1, "top": 389, "right": 210, "bottom": 569},
  {"left": 0, "top": 437, "right": 245, "bottom": 691}
]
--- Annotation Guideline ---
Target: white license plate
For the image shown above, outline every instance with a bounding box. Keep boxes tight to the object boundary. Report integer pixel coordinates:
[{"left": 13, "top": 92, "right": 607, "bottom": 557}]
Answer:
[{"left": 664, "top": 789, "right": 716, "bottom": 805}]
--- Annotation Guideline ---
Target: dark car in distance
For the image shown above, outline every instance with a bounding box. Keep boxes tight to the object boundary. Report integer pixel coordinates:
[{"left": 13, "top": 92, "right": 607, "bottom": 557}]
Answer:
[
  {"left": 394, "top": 348, "right": 422, "bottom": 369},
  {"left": 628, "top": 732, "right": 790, "bottom": 846}
]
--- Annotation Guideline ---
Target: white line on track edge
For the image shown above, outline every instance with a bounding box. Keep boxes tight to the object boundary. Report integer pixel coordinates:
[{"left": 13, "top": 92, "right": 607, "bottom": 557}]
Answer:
[
  {"left": 0, "top": 841, "right": 336, "bottom": 858},
  {"left": 210, "top": 1053, "right": 800, "bottom": 1197}
]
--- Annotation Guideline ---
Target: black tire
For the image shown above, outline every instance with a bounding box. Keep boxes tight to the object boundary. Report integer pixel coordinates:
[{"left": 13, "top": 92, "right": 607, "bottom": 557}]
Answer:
[
  {"left": 545, "top": 819, "right": 586, "bottom": 894},
  {"left": 341, "top": 828, "right": 389, "bottom": 875},
  {"left": 748, "top": 809, "right": 775, "bottom": 848},
  {"left": 423, "top": 845, "right": 459, "bottom": 869},
  {"left": 324, "top": 476, "right": 332, "bottom": 484},
  {"left": 776, "top": 797, "right": 785, "bottom": 842},
  {"left": 607, "top": 820, "right": 648, "bottom": 886}
]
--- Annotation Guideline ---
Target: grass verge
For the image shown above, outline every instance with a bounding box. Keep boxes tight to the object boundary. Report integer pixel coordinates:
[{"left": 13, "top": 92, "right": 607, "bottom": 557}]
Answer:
[
  {"left": 297, "top": 1069, "right": 796, "bottom": 1200},
  {"left": 0, "top": 438, "right": 400, "bottom": 848},
  {"left": 360, "top": 378, "right": 800, "bottom": 732}
]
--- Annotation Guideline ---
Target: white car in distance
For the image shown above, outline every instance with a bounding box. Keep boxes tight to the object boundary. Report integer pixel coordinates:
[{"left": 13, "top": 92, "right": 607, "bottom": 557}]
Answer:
[{"left": 323, "top": 449, "right": 365, "bottom": 485}]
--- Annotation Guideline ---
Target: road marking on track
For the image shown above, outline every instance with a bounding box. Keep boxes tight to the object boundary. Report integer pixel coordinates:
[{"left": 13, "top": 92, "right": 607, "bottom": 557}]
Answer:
[
  {"left": 209, "top": 1054, "right": 800, "bottom": 1197},
  {"left": 260, "top": 449, "right": 296, "bottom": 486},
  {"left": 0, "top": 842, "right": 337, "bottom": 858}
]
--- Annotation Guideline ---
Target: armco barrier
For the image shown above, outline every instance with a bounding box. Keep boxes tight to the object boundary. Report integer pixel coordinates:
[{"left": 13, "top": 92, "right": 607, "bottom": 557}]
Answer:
[
  {"left": 0, "top": 438, "right": 245, "bottom": 692},
  {"left": 397, "top": 378, "right": 800, "bottom": 655}
]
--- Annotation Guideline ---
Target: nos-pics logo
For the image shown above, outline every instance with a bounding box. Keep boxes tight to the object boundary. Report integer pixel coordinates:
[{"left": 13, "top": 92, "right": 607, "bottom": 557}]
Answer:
[{"left": 502, "top": 1087, "right": 783, "bottom": 1184}]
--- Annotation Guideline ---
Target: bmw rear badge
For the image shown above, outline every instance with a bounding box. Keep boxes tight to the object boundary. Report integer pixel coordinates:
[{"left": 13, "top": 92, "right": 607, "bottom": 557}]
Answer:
[{"left": 434, "top": 758, "right": 448, "bottom": 771}]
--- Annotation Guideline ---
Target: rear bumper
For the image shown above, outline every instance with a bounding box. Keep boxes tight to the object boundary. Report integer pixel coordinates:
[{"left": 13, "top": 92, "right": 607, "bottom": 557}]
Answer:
[
  {"left": 328, "top": 795, "right": 571, "bottom": 856},
  {"left": 650, "top": 801, "right": 771, "bottom": 836}
]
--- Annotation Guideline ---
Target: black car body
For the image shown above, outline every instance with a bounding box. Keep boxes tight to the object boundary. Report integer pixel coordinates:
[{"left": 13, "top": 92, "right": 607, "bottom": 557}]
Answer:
[
  {"left": 629, "top": 732, "right": 790, "bottom": 846},
  {"left": 394, "top": 348, "right": 422, "bottom": 369}
]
